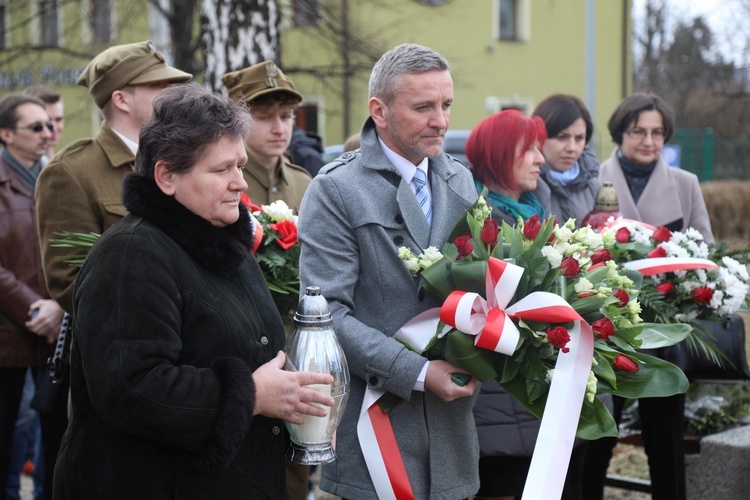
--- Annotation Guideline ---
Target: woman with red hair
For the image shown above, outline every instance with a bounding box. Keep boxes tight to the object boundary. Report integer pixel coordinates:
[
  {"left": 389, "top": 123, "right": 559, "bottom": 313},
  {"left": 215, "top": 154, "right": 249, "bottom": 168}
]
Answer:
[
  {"left": 465, "top": 109, "right": 548, "bottom": 225},
  {"left": 466, "top": 109, "right": 590, "bottom": 500}
]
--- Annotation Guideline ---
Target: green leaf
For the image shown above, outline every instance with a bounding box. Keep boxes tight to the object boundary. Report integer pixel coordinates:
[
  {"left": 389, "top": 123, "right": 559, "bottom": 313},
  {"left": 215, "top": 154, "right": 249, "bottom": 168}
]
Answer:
[
  {"left": 592, "top": 349, "right": 618, "bottom": 389},
  {"left": 634, "top": 322, "right": 692, "bottom": 348},
  {"left": 420, "top": 256, "right": 454, "bottom": 299},
  {"left": 605, "top": 352, "right": 688, "bottom": 398},
  {"left": 577, "top": 396, "right": 618, "bottom": 439},
  {"left": 443, "top": 330, "right": 499, "bottom": 381},
  {"left": 451, "top": 260, "right": 487, "bottom": 296}
]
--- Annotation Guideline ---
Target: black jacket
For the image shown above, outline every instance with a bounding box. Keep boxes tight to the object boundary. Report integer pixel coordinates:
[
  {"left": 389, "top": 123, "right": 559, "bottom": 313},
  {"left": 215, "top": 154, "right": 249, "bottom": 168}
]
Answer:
[
  {"left": 287, "top": 126, "right": 324, "bottom": 176},
  {"left": 55, "top": 175, "right": 287, "bottom": 499}
]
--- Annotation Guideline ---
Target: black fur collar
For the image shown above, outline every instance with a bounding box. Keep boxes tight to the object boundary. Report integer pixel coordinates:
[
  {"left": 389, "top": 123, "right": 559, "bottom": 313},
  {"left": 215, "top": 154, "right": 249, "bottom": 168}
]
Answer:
[{"left": 122, "top": 174, "right": 253, "bottom": 276}]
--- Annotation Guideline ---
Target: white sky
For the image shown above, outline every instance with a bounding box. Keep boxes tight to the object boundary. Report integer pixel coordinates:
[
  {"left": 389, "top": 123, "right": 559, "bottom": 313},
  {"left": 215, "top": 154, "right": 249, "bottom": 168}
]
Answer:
[{"left": 631, "top": 0, "right": 746, "bottom": 64}]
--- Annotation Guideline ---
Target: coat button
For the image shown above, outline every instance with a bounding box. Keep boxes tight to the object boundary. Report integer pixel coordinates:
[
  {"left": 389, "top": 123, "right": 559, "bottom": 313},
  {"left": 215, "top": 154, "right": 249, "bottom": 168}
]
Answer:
[
  {"left": 260, "top": 336, "right": 269, "bottom": 345},
  {"left": 272, "top": 186, "right": 278, "bottom": 194},
  {"left": 368, "top": 375, "right": 378, "bottom": 386},
  {"left": 394, "top": 214, "right": 404, "bottom": 224},
  {"left": 272, "top": 425, "right": 281, "bottom": 435},
  {"left": 393, "top": 235, "right": 404, "bottom": 245}
]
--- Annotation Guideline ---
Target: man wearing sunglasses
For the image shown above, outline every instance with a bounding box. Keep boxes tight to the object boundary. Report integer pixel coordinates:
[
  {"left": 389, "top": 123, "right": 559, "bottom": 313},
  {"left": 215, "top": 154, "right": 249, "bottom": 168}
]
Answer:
[
  {"left": 0, "top": 93, "right": 65, "bottom": 499},
  {"left": 36, "top": 41, "right": 192, "bottom": 315}
]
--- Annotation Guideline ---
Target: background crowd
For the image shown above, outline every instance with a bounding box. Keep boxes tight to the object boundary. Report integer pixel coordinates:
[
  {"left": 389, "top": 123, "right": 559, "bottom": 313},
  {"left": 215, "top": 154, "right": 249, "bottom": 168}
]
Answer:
[{"left": 0, "top": 37, "right": 718, "bottom": 500}]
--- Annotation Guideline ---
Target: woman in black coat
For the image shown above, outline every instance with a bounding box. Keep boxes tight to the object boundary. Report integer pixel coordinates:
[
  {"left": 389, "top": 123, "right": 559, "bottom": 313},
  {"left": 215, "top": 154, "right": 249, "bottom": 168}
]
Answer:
[{"left": 54, "top": 84, "right": 334, "bottom": 499}]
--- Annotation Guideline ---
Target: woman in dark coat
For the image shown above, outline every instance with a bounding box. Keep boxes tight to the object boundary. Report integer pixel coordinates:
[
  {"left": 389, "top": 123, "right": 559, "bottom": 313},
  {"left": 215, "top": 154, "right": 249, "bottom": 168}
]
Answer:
[
  {"left": 465, "top": 110, "right": 595, "bottom": 500},
  {"left": 532, "top": 94, "right": 601, "bottom": 227},
  {"left": 53, "top": 84, "right": 334, "bottom": 499}
]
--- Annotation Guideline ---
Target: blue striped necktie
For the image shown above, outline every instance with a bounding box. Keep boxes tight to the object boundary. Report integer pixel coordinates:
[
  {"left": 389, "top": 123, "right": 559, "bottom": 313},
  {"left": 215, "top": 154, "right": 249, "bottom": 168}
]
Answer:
[{"left": 412, "top": 168, "right": 432, "bottom": 226}]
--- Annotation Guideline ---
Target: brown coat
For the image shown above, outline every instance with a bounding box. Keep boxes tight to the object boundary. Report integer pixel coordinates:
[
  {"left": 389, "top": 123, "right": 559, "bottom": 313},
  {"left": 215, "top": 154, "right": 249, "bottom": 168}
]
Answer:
[
  {"left": 242, "top": 156, "right": 311, "bottom": 213},
  {"left": 600, "top": 149, "right": 714, "bottom": 243},
  {"left": 36, "top": 123, "right": 132, "bottom": 313},
  {"left": 0, "top": 155, "right": 51, "bottom": 367}
]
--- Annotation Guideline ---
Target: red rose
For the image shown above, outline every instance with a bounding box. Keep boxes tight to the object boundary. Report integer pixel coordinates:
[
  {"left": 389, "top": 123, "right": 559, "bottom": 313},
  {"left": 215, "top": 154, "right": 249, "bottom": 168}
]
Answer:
[
  {"left": 454, "top": 235, "right": 474, "bottom": 258},
  {"left": 588, "top": 261, "right": 605, "bottom": 271},
  {"left": 613, "top": 354, "right": 639, "bottom": 373},
  {"left": 480, "top": 219, "right": 500, "bottom": 247},
  {"left": 269, "top": 220, "right": 298, "bottom": 250},
  {"left": 577, "top": 291, "right": 596, "bottom": 299},
  {"left": 648, "top": 246, "right": 667, "bottom": 258},
  {"left": 615, "top": 227, "right": 631, "bottom": 243},
  {"left": 591, "top": 248, "right": 612, "bottom": 265},
  {"left": 560, "top": 257, "right": 581, "bottom": 278},
  {"left": 523, "top": 214, "right": 542, "bottom": 240},
  {"left": 546, "top": 326, "right": 571, "bottom": 353},
  {"left": 655, "top": 282, "right": 674, "bottom": 295},
  {"left": 592, "top": 318, "right": 615, "bottom": 340},
  {"left": 546, "top": 216, "right": 557, "bottom": 243},
  {"left": 652, "top": 226, "right": 673, "bottom": 243},
  {"left": 691, "top": 286, "right": 714, "bottom": 304},
  {"left": 613, "top": 289, "right": 629, "bottom": 307}
]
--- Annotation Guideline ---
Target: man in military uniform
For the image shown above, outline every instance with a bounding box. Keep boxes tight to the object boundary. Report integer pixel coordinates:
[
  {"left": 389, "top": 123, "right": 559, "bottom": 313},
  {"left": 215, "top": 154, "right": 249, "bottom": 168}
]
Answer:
[
  {"left": 36, "top": 41, "right": 191, "bottom": 314},
  {"left": 222, "top": 61, "right": 312, "bottom": 500},
  {"left": 221, "top": 61, "right": 312, "bottom": 213}
]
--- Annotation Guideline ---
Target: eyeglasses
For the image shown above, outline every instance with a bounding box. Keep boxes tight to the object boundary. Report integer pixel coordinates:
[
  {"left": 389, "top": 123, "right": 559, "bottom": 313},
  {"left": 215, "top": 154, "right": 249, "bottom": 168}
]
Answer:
[
  {"left": 624, "top": 128, "right": 665, "bottom": 141},
  {"left": 17, "top": 122, "right": 54, "bottom": 134}
]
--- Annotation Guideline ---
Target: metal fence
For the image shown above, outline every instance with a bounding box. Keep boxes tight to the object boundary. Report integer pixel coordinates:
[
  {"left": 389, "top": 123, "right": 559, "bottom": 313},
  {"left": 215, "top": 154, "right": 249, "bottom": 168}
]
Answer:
[{"left": 674, "top": 129, "right": 750, "bottom": 181}]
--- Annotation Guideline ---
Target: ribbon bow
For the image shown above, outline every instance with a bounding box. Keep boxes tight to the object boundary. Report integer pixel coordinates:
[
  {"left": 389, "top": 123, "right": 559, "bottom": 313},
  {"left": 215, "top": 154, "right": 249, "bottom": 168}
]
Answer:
[
  {"left": 439, "top": 257, "right": 522, "bottom": 355},
  {"left": 358, "top": 257, "right": 595, "bottom": 500}
]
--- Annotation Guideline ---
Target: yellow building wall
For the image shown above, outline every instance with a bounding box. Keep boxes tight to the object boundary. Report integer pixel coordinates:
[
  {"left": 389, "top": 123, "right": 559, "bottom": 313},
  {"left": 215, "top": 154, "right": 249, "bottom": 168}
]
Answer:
[
  {"left": 0, "top": 0, "right": 166, "bottom": 150},
  {"left": 282, "top": 0, "right": 632, "bottom": 160}
]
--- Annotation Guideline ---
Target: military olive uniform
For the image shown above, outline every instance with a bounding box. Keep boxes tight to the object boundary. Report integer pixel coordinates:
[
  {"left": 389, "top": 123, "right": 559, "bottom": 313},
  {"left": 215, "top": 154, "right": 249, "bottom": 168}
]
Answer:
[
  {"left": 243, "top": 156, "right": 311, "bottom": 213},
  {"left": 36, "top": 123, "right": 132, "bottom": 313}
]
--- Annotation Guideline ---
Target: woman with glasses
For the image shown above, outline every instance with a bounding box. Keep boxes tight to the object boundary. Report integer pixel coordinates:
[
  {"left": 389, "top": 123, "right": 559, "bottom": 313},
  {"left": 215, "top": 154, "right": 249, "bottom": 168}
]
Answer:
[
  {"left": 591, "top": 93, "right": 713, "bottom": 500},
  {"left": 600, "top": 93, "right": 712, "bottom": 240}
]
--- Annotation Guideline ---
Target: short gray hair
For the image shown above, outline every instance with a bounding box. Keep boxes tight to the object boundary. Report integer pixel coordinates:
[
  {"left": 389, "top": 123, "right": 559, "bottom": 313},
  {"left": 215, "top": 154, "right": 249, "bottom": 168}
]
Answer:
[
  {"left": 368, "top": 44, "right": 450, "bottom": 105},
  {"left": 135, "top": 83, "right": 252, "bottom": 179}
]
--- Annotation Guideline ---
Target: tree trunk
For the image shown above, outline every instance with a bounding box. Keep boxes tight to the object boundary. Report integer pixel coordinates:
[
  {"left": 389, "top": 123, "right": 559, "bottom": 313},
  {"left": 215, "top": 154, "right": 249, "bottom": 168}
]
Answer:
[{"left": 200, "top": 0, "right": 280, "bottom": 92}]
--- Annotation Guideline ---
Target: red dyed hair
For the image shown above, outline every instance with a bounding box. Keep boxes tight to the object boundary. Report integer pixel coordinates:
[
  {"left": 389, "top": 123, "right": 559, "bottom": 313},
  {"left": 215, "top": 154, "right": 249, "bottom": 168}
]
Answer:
[{"left": 465, "top": 109, "right": 547, "bottom": 193}]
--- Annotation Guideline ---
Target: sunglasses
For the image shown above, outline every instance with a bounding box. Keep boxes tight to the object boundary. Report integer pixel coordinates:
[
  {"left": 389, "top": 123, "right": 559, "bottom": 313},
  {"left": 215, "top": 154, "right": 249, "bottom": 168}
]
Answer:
[{"left": 18, "top": 122, "right": 54, "bottom": 133}]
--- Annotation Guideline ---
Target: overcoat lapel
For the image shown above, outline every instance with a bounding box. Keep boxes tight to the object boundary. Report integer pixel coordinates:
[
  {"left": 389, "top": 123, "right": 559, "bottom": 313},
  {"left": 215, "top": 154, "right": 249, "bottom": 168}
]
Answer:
[
  {"left": 636, "top": 160, "right": 683, "bottom": 227},
  {"left": 603, "top": 150, "right": 683, "bottom": 227},
  {"left": 428, "top": 159, "right": 461, "bottom": 249},
  {"left": 396, "top": 178, "right": 431, "bottom": 250}
]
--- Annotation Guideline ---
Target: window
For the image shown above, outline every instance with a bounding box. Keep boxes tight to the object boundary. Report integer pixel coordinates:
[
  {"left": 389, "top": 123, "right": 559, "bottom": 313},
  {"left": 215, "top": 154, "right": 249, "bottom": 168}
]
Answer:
[
  {"left": 495, "top": 0, "right": 529, "bottom": 42},
  {"left": 91, "top": 0, "right": 112, "bottom": 44},
  {"left": 295, "top": 103, "right": 319, "bottom": 133},
  {"left": 39, "top": 0, "right": 59, "bottom": 47},
  {"left": 293, "top": 0, "right": 319, "bottom": 27},
  {"left": 499, "top": 0, "right": 516, "bottom": 40}
]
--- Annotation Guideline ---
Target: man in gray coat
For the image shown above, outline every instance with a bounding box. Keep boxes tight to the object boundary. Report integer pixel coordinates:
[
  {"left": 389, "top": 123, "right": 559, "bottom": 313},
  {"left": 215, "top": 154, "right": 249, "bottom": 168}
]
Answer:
[{"left": 298, "top": 44, "right": 480, "bottom": 499}]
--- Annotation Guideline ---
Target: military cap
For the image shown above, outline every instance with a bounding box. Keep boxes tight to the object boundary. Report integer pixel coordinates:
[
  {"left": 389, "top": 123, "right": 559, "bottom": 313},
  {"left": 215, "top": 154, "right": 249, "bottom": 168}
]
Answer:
[
  {"left": 221, "top": 61, "right": 302, "bottom": 104},
  {"left": 77, "top": 41, "right": 192, "bottom": 108}
]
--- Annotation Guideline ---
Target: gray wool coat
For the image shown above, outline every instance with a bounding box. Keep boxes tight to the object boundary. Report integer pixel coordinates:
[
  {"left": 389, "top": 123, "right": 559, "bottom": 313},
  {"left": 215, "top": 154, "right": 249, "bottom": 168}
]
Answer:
[
  {"left": 298, "top": 117, "right": 480, "bottom": 500},
  {"left": 534, "top": 145, "right": 602, "bottom": 227},
  {"left": 599, "top": 149, "right": 714, "bottom": 243}
]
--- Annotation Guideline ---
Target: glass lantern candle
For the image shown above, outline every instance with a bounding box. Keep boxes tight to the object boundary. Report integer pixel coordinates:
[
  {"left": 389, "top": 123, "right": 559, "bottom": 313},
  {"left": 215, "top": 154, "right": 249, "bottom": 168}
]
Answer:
[{"left": 283, "top": 286, "right": 350, "bottom": 464}]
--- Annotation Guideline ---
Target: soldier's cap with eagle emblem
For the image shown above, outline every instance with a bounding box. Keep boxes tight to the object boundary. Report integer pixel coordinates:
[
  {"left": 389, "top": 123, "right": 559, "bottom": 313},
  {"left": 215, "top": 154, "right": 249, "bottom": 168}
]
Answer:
[
  {"left": 221, "top": 61, "right": 303, "bottom": 105},
  {"left": 77, "top": 41, "right": 192, "bottom": 109}
]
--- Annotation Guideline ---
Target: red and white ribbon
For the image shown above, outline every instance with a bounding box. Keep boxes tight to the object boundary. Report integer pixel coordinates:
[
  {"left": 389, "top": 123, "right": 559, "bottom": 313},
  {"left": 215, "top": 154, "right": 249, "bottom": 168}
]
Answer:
[
  {"left": 439, "top": 258, "right": 523, "bottom": 355},
  {"left": 507, "top": 293, "right": 594, "bottom": 500},
  {"left": 623, "top": 257, "right": 719, "bottom": 276},
  {"left": 357, "top": 387, "right": 415, "bottom": 500},
  {"left": 357, "top": 257, "right": 595, "bottom": 499}
]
